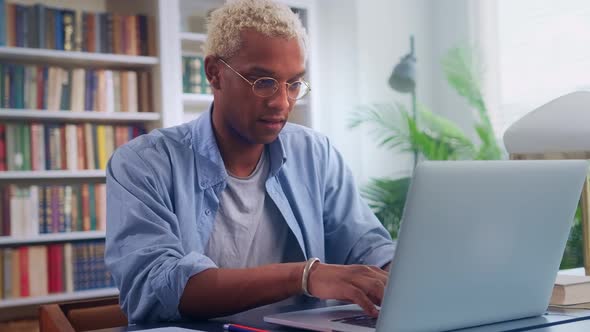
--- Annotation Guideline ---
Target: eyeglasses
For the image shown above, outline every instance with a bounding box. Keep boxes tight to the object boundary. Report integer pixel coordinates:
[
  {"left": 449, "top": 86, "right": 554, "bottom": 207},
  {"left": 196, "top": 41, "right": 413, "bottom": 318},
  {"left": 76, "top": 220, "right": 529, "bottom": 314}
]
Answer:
[{"left": 219, "top": 58, "right": 311, "bottom": 100}]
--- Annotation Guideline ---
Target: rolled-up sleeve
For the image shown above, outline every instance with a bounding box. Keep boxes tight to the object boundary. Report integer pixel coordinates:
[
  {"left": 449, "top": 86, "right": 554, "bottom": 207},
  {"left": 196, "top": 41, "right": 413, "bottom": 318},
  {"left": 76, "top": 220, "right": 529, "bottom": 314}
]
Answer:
[
  {"left": 321, "top": 138, "right": 396, "bottom": 268},
  {"left": 105, "top": 144, "right": 217, "bottom": 323}
]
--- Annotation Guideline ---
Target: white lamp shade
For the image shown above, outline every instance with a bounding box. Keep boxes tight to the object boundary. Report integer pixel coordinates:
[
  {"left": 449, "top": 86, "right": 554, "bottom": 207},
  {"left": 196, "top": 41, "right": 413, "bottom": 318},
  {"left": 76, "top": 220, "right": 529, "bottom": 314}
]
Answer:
[{"left": 504, "top": 91, "right": 590, "bottom": 154}]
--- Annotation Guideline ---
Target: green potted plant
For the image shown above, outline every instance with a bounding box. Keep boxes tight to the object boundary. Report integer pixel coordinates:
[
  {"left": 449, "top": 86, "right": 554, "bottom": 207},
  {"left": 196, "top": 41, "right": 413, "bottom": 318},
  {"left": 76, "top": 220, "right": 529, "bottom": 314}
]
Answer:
[
  {"left": 350, "top": 45, "right": 503, "bottom": 238},
  {"left": 350, "top": 45, "right": 582, "bottom": 269}
]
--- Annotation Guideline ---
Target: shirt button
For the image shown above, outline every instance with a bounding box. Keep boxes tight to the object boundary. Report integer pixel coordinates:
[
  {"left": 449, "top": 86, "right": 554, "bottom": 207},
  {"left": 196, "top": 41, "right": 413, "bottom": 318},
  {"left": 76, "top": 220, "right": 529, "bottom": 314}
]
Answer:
[
  {"left": 205, "top": 209, "right": 211, "bottom": 216},
  {"left": 200, "top": 181, "right": 207, "bottom": 187}
]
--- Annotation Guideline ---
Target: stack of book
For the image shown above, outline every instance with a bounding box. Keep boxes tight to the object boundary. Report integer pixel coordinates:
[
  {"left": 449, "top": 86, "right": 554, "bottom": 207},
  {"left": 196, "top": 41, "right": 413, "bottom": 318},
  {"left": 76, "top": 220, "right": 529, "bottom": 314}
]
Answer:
[
  {"left": 551, "top": 273, "right": 590, "bottom": 307},
  {"left": 0, "top": 122, "right": 145, "bottom": 171},
  {"left": 0, "top": 183, "right": 107, "bottom": 237},
  {"left": 0, "top": 0, "right": 155, "bottom": 56},
  {"left": 0, "top": 63, "right": 152, "bottom": 113},
  {"left": 0, "top": 240, "right": 114, "bottom": 299},
  {"left": 183, "top": 55, "right": 211, "bottom": 95}
]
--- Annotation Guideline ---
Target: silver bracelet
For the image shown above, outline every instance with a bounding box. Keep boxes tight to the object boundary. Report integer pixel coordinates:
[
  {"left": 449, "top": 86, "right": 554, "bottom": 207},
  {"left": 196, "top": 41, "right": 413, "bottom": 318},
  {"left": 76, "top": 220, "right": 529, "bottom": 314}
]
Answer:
[{"left": 301, "top": 257, "right": 320, "bottom": 297}]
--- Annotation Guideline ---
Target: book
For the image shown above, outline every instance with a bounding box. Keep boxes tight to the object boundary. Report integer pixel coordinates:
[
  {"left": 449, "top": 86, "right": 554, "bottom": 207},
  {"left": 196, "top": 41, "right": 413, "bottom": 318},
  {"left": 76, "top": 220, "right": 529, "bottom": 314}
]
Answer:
[
  {"left": 62, "top": 9, "right": 75, "bottom": 51},
  {"left": 3, "top": 248, "right": 12, "bottom": 298},
  {"left": 47, "top": 244, "right": 57, "bottom": 293},
  {"left": 54, "top": 244, "right": 64, "bottom": 292},
  {"left": 0, "top": 124, "right": 6, "bottom": 171},
  {"left": 28, "top": 245, "right": 48, "bottom": 296},
  {"left": 0, "top": 242, "right": 111, "bottom": 296},
  {"left": 0, "top": 249, "right": 3, "bottom": 298},
  {"left": 18, "top": 246, "right": 28, "bottom": 297},
  {"left": 64, "top": 243, "right": 73, "bottom": 292},
  {"left": 5, "top": 3, "right": 15, "bottom": 47},
  {"left": 550, "top": 274, "right": 590, "bottom": 305},
  {"left": 0, "top": 63, "right": 149, "bottom": 113},
  {"left": 45, "top": 7, "right": 55, "bottom": 50},
  {"left": 38, "top": 185, "right": 46, "bottom": 234},
  {"left": 88, "top": 184, "right": 96, "bottom": 230},
  {"left": 54, "top": 8, "right": 63, "bottom": 50},
  {"left": 0, "top": 0, "right": 6, "bottom": 46},
  {"left": 33, "top": 4, "right": 45, "bottom": 49}
]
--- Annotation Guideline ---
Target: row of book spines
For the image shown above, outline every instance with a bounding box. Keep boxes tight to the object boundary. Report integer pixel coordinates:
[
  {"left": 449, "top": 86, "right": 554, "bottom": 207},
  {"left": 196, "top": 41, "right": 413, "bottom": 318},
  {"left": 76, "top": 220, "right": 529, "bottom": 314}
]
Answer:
[
  {"left": 0, "top": 241, "right": 113, "bottom": 299},
  {"left": 0, "top": 123, "right": 145, "bottom": 172},
  {"left": 182, "top": 56, "right": 212, "bottom": 95},
  {"left": 0, "top": 183, "right": 106, "bottom": 237},
  {"left": 0, "top": 63, "right": 152, "bottom": 113},
  {"left": 0, "top": 1, "right": 156, "bottom": 56}
]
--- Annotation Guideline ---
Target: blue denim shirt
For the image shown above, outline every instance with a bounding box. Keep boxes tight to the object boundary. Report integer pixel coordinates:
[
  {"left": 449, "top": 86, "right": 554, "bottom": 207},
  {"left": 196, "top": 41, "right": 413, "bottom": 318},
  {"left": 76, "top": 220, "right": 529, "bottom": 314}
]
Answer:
[{"left": 105, "top": 109, "right": 395, "bottom": 323}]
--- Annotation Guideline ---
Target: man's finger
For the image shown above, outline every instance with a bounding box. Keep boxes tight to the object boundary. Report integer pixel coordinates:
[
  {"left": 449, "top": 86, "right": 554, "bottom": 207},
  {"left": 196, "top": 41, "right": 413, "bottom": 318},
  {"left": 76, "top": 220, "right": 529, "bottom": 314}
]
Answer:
[
  {"left": 346, "top": 286, "right": 379, "bottom": 317},
  {"left": 352, "top": 278, "right": 385, "bottom": 306},
  {"left": 369, "top": 265, "right": 389, "bottom": 278},
  {"left": 366, "top": 266, "right": 388, "bottom": 286}
]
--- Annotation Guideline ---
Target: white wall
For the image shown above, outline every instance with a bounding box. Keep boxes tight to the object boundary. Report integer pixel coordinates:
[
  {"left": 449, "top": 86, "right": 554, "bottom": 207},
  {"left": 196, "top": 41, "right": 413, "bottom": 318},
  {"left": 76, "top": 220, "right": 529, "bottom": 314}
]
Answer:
[
  {"left": 316, "top": 0, "right": 480, "bottom": 186},
  {"left": 354, "top": 0, "right": 433, "bottom": 184},
  {"left": 429, "top": 0, "right": 477, "bottom": 137},
  {"left": 315, "top": 0, "right": 363, "bottom": 178}
]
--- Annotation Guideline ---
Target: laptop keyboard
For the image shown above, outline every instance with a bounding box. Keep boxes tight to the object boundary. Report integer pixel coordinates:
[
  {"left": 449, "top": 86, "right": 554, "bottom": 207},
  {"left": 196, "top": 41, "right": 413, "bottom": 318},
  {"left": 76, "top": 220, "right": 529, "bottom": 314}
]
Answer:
[{"left": 332, "top": 314, "right": 378, "bottom": 328}]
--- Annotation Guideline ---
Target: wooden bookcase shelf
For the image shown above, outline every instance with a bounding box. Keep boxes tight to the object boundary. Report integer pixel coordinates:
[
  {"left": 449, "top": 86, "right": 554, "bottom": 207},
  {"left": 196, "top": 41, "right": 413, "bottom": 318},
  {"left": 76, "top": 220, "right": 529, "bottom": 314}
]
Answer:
[
  {"left": 0, "top": 288, "right": 118, "bottom": 309},
  {"left": 0, "top": 47, "right": 158, "bottom": 68},
  {"left": 0, "top": 109, "right": 160, "bottom": 122},
  {"left": 0, "top": 231, "right": 106, "bottom": 246}
]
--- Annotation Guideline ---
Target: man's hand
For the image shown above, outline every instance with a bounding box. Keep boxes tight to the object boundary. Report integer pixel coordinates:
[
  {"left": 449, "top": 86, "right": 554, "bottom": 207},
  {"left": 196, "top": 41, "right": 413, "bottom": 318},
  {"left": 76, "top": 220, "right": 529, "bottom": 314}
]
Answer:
[{"left": 306, "top": 264, "right": 388, "bottom": 317}]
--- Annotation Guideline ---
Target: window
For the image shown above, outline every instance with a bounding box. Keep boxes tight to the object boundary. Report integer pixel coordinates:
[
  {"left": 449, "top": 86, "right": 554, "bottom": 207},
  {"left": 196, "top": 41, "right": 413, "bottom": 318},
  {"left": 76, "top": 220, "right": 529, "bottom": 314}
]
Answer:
[{"left": 494, "top": 0, "right": 590, "bottom": 135}]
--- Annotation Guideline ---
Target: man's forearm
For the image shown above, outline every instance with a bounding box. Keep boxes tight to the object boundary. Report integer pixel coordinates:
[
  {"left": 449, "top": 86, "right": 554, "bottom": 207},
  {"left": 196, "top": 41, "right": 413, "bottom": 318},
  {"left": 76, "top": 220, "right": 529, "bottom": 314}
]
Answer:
[{"left": 178, "top": 262, "right": 306, "bottom": 319}]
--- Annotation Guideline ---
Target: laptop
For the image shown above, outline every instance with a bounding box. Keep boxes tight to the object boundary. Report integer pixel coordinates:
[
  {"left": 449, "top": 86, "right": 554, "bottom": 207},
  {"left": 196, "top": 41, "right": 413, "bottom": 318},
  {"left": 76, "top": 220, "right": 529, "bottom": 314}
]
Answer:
[{"left": 264, "top": 160, "right": 589, "bottom": 332}]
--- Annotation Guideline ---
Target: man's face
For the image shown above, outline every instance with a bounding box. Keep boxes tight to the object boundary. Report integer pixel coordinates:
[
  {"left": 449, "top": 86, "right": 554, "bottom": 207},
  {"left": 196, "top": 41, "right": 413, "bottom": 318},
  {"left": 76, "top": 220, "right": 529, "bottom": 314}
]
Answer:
[{"left": 213, "top": 30, "right": 306, "bottom": 145}]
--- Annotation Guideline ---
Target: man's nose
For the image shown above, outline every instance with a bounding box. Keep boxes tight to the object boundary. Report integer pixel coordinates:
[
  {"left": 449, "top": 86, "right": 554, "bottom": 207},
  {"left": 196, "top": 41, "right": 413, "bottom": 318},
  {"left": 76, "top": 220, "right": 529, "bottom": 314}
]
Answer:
[{"left": 267, "top": 83, "right": 291, "bottom": 110}]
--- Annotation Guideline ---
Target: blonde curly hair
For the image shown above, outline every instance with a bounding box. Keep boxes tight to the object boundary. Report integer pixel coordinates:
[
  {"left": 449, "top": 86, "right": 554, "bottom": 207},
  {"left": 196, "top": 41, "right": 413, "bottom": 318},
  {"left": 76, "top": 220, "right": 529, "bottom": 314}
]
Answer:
[{"left": 203, "top": 0, "right": 308, "bottom": 59}]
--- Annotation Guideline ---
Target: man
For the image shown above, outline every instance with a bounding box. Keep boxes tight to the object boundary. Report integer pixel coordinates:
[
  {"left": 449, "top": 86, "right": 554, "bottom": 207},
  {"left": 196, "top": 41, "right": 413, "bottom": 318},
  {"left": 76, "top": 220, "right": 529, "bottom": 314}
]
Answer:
[{"left": 105, "top": 0, "right": 395, "bottom": 323}]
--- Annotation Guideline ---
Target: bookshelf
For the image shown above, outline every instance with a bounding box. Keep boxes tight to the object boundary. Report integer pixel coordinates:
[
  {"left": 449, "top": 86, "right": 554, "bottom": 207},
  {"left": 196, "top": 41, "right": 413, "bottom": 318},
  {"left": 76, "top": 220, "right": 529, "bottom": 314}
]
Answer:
[{"left": 0, "top": 0, "right": 176, "bottom": 320}]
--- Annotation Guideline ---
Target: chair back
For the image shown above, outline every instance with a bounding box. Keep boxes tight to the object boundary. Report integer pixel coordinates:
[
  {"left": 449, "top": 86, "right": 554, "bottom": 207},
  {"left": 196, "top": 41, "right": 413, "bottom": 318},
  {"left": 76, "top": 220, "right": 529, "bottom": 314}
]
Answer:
[{"left": 39, "top": 296, "right": 127, "bottom": 332}]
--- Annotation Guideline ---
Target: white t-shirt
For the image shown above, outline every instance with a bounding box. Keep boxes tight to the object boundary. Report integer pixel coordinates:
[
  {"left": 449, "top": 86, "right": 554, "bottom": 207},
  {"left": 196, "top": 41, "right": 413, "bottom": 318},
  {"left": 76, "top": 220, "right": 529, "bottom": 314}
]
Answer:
[{"left": 205, "top": 148, "right": 299, "bottom": 268}]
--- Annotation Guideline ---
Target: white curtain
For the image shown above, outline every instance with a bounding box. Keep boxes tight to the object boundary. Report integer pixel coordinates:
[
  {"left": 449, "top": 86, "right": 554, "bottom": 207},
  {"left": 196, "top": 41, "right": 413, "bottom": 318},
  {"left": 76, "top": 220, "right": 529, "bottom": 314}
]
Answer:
[{"left": 485, "top": 0, "right": 590, "bottom": 136}]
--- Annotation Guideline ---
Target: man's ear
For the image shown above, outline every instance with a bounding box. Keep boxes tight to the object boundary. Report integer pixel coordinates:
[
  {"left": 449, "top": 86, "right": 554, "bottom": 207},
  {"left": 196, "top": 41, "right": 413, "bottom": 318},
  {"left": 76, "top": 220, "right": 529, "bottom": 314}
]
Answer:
[{"left": 204, "top": 56, "right": 221, "bottom": 90}]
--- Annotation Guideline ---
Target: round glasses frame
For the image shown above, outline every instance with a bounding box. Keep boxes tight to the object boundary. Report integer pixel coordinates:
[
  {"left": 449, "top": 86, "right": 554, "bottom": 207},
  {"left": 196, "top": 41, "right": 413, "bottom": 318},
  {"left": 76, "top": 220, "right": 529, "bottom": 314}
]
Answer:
[{"left": 219, "top": 58, "right": 311, "bottom": 100}]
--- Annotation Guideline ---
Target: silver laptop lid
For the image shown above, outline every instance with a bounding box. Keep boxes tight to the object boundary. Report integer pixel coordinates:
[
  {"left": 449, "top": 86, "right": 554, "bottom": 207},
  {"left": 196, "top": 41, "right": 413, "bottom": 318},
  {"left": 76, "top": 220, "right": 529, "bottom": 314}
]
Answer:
[{"left": 378, "top": 160, "right": 588, "bottom": 332}]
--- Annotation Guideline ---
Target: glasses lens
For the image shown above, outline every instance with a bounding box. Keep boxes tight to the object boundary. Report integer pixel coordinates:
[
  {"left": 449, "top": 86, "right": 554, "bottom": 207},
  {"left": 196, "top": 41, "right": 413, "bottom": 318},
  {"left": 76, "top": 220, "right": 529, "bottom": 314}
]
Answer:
[
  {"left": 253, "top": 78, "right": 279, "bottom": 97},
  {"left": 288, "top": 81, "right": 310, "bottom": 100}
]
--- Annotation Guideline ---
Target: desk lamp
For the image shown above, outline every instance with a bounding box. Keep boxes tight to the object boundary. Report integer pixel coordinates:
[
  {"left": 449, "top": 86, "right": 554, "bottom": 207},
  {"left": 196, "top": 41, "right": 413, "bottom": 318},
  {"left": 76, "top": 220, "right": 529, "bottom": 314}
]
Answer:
[{"left": 504, "top": 91, "right": 590, "bottom": 275}]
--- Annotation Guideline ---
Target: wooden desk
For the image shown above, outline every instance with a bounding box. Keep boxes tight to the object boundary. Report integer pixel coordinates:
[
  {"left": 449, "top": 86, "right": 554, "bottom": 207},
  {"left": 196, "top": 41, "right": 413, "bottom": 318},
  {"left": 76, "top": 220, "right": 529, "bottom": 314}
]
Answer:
[
  {"left": 530, "top": 319, "right": 590, "bottom": 331},
  {"left": 40, "top": 296, "right": 127, "bottom": 332},
  {"left": 91, "top": 297, "right": 590, "bottom": 332}
]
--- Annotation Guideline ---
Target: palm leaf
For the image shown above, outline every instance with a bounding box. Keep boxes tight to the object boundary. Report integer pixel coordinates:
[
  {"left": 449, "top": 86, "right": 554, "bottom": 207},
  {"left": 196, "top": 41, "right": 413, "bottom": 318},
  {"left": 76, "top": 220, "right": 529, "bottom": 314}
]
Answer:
[
  {"left": 362, "top": 177, "right": 411, "bottom": 238},
  {"left": 350, "top": 103, "right": 477, "bottom": 161},
  {"left": 349, "top": 103, "right": 408, "bottom": 151},
  {"left": 442, "top": 45, "right": 487, "bottom": 119},
  {"left": 352, "top": 43, "right": 505, "bottom": 240},
  {"left": 561, "top": 205, "right": 583, "bottom": 269},
  {"left": 441, "top": 45, "right": 503, "bottom": 160}
]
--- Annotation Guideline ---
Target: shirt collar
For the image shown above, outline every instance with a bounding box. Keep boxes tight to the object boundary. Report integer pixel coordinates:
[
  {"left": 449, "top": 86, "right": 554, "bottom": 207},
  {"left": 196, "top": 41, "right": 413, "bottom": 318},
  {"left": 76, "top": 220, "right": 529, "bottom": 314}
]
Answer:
[{"left": 191, "top": 104, "right": 287, "bottom": 189}]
